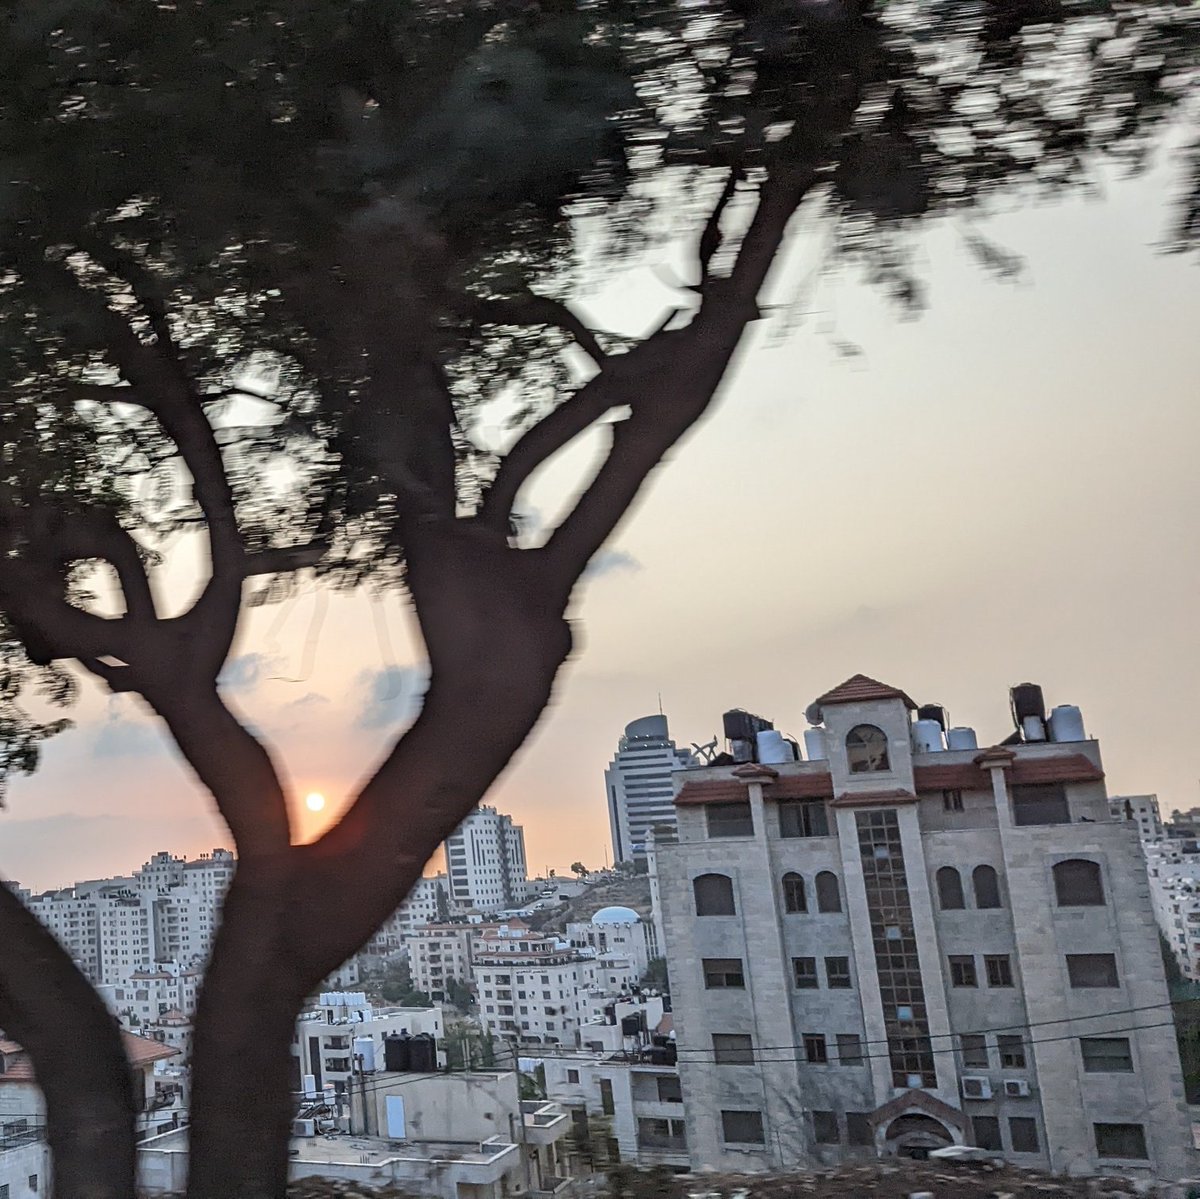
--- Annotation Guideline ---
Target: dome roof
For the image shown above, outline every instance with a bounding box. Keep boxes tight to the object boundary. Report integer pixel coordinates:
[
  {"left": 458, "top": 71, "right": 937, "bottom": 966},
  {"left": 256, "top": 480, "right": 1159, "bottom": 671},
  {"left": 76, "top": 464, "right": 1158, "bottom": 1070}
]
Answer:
[{"left": 591, "top": 905, "right": 640, "bottom": 925}]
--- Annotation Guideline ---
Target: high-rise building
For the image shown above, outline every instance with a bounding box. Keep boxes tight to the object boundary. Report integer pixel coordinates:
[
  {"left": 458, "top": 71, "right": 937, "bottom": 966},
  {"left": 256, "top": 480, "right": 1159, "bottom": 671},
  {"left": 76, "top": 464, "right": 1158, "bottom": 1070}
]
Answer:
[
  {"left": 605, "top": 715, "right": 694, "bottom": 863},
  {"left": 655, "top": 674, "right": 1191, "bottom": 1181},
  {"left": 443, "top": 806, "right": 527, "bottom": 914}
]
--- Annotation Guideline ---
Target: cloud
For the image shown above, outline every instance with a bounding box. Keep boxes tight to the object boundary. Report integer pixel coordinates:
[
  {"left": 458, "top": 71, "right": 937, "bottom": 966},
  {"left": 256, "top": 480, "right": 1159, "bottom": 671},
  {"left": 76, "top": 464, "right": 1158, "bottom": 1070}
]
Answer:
[
  {"left": 91, "top": 711, "right": 167, "bottom": 759},
  {"left": 354, "top": 666, "right": 427, "bottom": 731},
  {"left": 218, "top": 653, "right": 274, "bottom": 694},
  {"left": 585, "top": 549, "right": 642, "bottom": 579}
]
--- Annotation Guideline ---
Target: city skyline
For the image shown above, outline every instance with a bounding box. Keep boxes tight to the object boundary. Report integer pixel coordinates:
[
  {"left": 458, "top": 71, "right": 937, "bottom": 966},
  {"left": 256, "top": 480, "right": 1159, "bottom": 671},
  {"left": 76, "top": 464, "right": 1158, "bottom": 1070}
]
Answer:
[{"left": 2, "top": 158, "right": 1198, "bottom": 892}]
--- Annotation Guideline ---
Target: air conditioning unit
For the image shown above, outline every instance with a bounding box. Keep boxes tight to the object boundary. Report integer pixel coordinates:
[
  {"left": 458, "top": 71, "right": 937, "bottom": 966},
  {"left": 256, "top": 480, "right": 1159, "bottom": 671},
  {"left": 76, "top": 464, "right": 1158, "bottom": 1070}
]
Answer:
[
  {"left": 1003, "top": 1079, "right": 1031, "bottom": 1098},
  {"left": 961, "top": 1076, "right": 992, "bottom": 1100},
  {"left": 292, "top": 1119, "right": 317, "bottom": 1138}
]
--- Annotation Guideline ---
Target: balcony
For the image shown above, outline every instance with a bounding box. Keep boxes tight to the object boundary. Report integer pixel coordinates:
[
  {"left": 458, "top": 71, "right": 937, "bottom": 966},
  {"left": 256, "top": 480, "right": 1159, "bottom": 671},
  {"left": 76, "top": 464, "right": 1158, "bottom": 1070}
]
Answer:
[{"left": 521, "top": 1100, "right": 570, "bottom": 1147}]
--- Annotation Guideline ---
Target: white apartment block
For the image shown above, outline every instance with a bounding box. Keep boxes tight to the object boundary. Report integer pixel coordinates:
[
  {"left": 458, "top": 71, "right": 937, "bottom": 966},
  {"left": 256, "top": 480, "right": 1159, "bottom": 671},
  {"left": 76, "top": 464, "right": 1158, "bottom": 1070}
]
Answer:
[
  {"left": 567, "top": 907, "right": 654, "bottom": 979},
  {"left": 293, "top": 992, "right": 443, "bottom": 1098},
  {"left": 1109, "top": 795, "right": 1165, "bottom": 845},
  {"left": 368, "top": 875, "right": 451, "bottom": 954},
  {"left": 472, "top": 928, "right": 597, "bottom": 1047},
  {"left": 655, "top": 674, "right": 1192, "bottom": 1181},
  {"left": 543, "top": 1053, "right": 687, "bottom": 1170},
  {"left": 606, "top": 715, "right": 694, "bottom": 863},
  {"left": 408, "top": 924, "right": 479, "bottom": 1001},
  {"left": 24, "top": 849, "right": 235, "bottom": 987},
  {"left": 443, "top": 807, "right": 527, "bottom": 915}
]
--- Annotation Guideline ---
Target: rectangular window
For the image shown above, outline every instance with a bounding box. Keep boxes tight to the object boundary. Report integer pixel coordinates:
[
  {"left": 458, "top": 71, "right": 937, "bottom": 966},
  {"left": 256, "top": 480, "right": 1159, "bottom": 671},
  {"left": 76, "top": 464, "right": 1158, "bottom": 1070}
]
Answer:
[
  {"left": 847, "top": 1112, "right": 873, "bottom": 1146},
  {"left": 812, "top": 1111, "right": 839, "bottom": 1144},
  {"left": 1009, "top": 1117, "right": 1040, "bottom": 1154},
  {"left": 1067, "top": 953, "right": 1119, "bottom": 988},
  {"left": 825, "top": 956, "right": 852, "bottom": 989},
  {"left": 567, "top": 1069, "right": 580, "bottom": 1084},
  {"left": 712, "top": 1033, "right": 755, "bottom": 1065},
  {"left": 836, "top": 1033, "right": 863, "bottom": 1066},
  {"left": 803, "top": 1033, "right": 828, "bottom": 1064},
  {"left": 792, "top": 957, "right": 818, "bottom": 989},
  {"left": 706, "top": 802, "right": 754, "bottom": 838},
  {"left": 703, "top": 958, "right": 745, "bottom": 989},
  {"left": 1094, "top": 1123, "right": 1148, "bottom": 1160},
  {"left": 28, "top": 1178, "right": 38, "bottom": 1195},
  {"left": 949, "top": 955, "right": 978, "bottom": 987},
  {"left": 972, "top": 1115, "right": 1002, "bottom": 1152},
  {"left": 998, "top": 1034, "right": 1026, "bottom": 1069},
  {"left": 985, "top": 954, "right": 1014, "bottom": 987},
  {"left": 943, "top": 789, "right": 964, "bottom": 812},
  {"left": 1080, "top": 1037, "right": 1134, "bottom": 1073},
  {"left": 656, "top": 1075, "right": 682, "bottom": 1102},
  {"left": 599, "top": 1078, "right": 615, "bottom": 1116},
  {"left": 721, "top": 1110, "right": 765, "bottom": 1145},
  {"left": 779, "top": 800, "right": 829, "bottom": 838},
  {"left": 960, "top": 1033, "right": 989, "bottom": 1069},
  {"left": 1012, "top": 783, "right": 1070, "bottom": 826}
]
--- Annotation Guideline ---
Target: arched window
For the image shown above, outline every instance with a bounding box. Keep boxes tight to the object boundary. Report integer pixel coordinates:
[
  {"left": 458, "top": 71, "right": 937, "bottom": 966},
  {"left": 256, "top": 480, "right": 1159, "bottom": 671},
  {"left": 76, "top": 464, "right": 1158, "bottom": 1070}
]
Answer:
[
  {"left": 693, "top": 873, "right": 736, "bottom": 916},
  {"left": 846, "top": 725, "right": 890, "bottom": 773},
  {"left": 815, "top": 871, "right": 842, "bottom": 913},
  {"left": 973, "top": 865, "right": 1002, "bottom": 909},
  {"left": 1053, "top": 859, "right": 1105, "bottom": 907},
  {"left": 936, "top": 866, "right": 965, "bottom": 910},
  {"left": 782, "top": 872, "right": 807, "bottom": 913}
]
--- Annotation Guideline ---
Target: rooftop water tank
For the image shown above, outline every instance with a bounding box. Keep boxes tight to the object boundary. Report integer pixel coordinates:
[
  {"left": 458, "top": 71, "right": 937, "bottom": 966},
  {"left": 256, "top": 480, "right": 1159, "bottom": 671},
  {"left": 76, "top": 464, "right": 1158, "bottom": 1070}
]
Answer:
[
  {"left": 803, "top": 728, "right": 828, "bottom": 761},
  {"left": 302, "top": 1073, "right": 318, "bottom": 1099},
  {"left": 1021, "top": 714, "right": 1046, "bottom": 742},
  {"left": 917, "top": 704, "right": 948, "bottom": 731},
  {"left": 1010, "top": 684, "right": 1046, "bottom": 727},
  {"left": 946, "top": 727, "right": 979, "bottom": 751},
  {"left": 353, "top": 1037, "right": 376, "bottom": 1073},
  {"left": 912, "top": 719, "right": 945, "bottom": 754},
  {"left": 756, "top": 729, "right": 793, "bottom": 765},
  {"left": 1047, "top": 705, "right": 1085, "bottom": 743}
]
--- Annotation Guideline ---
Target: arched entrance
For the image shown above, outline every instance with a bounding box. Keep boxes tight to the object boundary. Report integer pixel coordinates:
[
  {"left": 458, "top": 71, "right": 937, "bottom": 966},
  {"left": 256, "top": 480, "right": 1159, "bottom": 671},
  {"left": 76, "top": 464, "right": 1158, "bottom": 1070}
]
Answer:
[{"left": 883, "top": 1113, "right": 955, "bottom": 1160}]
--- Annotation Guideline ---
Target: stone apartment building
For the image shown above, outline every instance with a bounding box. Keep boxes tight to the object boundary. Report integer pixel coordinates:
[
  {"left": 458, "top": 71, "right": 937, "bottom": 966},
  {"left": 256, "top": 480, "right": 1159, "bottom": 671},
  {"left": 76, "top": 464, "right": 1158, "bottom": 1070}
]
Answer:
[
  {"left": 442, "top": 806, "right": 528, "bottom": 914},
  {"left": 654, "top": 674, "right": 1193, "bottom": 1182}
]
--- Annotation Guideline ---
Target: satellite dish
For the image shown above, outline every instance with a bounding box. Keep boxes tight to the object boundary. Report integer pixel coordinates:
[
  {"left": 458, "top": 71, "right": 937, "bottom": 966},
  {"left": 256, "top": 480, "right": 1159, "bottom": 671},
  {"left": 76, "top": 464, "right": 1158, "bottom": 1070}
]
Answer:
[
  {"left": 691, "top": 738, "right": 719, "bottom": 764},
  {"left": 804, "top": 702, "right": 823, "bottom": 726}
]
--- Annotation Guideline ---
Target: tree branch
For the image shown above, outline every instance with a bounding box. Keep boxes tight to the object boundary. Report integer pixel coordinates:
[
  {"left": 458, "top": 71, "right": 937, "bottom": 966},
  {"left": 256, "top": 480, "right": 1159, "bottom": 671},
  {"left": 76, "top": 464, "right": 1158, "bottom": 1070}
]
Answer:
[
  {"left": 541, "top": 165, "right": 823, "bottom": 591},
  {"left": 468, "top": 293, "right": 606, "bottom": 365},
  {"left": 0, "top": 883, "right": 137, "bottom": 1199}
]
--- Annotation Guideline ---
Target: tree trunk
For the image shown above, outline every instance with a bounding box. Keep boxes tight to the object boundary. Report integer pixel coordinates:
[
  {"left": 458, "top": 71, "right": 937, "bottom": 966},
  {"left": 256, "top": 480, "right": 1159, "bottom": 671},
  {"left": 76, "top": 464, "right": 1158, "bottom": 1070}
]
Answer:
[
  {"left": 0, "top": 885, "right": 136, "bottom": 1199},
  {"left": 185, "top": 862, "right": 305, "bottom": 1199}
]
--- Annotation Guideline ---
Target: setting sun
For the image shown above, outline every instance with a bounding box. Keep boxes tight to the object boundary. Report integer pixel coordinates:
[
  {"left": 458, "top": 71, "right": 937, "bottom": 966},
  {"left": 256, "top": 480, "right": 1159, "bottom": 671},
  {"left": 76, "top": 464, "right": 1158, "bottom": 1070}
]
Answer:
[{"left": 304, "top": 792, "right": 326, "bottom": 813}]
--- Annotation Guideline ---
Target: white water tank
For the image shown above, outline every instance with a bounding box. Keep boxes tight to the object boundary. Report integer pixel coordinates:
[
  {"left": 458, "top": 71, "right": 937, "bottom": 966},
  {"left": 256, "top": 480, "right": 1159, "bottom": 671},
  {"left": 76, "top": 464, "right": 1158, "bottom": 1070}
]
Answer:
[
  {"left": 302, "top": 1074, "right": 318, "bottom": 1099},
  {"left": 1048, "top": 705, "right": 1085, "bottom": 743},
  {"left": 354, "top": 1037, "right": 376, "bottom": 1073},
  {"left": 803, "top": 728, "right": 828, "bottom": 761},
  {"left": 912, "top": 719, "right": 945, "bottom": 753},
  {"left": 1021, "top": 715, "right": 1046, "bottom": 742},
  {"left": 756, "top": 729, "right": 792, "bottom": 764},
  {"left": 946, "top": 727, "right": 978, "bottom": 751}
]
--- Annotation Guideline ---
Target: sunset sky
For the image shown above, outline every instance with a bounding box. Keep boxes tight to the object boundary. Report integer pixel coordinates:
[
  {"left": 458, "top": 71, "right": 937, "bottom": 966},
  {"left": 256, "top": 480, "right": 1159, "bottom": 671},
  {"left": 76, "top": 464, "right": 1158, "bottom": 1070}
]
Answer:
[{"left": 3, "top": 153, "right": 1198, "bottom": 893}]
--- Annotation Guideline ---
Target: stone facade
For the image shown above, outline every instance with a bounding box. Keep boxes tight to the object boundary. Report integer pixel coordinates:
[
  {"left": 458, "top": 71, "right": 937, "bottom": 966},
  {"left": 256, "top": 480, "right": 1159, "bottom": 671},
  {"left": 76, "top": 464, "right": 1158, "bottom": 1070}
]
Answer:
[{"left": 655, "top": 676, "right": 1193, "bottom": 1182}]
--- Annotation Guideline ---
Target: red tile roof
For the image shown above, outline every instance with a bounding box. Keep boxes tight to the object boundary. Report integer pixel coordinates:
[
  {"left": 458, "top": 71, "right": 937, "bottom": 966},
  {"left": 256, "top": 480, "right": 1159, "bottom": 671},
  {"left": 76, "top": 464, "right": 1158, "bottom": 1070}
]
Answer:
[
  {"left": 731, "top": 763, "right": 779, "bottom": 781},
  {"left": 0, "top": 1031, "right": 177, "bottom": 1085},
  {"left": 914, "top": 763, "right": 991, "bottom": 791},
  {"left": 1009, "top": 754, "right": 1104, "bottom": 785},
  {"left": 675, "top": 772, "right": 836, "bottom": 806},
  {"left": 813, "top": 673, "right": 917, "bottom": 710},
  {"left": 674, "top": 779, "right": 750, "bottom": 806}
]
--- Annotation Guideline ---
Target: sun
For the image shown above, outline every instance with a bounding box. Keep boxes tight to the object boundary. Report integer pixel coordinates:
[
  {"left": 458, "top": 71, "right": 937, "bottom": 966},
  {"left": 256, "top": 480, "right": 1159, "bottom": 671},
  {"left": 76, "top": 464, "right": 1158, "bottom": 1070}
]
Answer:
[{"left": 304, "top": 792, "right": 326, "bottom": 813}]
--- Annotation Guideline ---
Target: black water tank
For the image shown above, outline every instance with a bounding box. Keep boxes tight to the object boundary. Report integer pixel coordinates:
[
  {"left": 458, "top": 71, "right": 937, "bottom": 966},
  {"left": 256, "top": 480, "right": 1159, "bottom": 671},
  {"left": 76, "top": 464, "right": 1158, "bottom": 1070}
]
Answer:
[
  {"left": 409, "top": 1033, "right": 437, "bottom": 1073},
  {"left": 1010, "top": 684, "right": 1046, "bottom": 727},
  {"left": 722, "top": 709, "right": 773, "bottom": 742},
  {"left": 621, "top": 1013, "right": 643, "bottom": 1037},
  {"left": 383, "top": 1035, "right": 411, "bottom": 1073},
  {"left": 917, "top": 704, "right": 947, "bottom": 731}
]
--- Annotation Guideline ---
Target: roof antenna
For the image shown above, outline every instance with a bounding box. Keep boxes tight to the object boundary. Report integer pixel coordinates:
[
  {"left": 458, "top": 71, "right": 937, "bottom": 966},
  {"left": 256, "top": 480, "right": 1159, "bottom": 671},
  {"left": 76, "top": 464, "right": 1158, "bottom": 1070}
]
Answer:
[{"left": 657, "top": 692, "right": 663, "bottom": 716}]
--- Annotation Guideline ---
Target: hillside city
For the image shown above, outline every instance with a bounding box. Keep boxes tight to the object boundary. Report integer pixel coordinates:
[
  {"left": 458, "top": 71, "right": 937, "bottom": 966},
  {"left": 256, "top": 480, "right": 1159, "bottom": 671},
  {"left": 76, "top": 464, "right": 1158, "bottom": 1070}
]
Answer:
[{"left": 5, "top": 673, "right": 1200, "bottom": 1197}]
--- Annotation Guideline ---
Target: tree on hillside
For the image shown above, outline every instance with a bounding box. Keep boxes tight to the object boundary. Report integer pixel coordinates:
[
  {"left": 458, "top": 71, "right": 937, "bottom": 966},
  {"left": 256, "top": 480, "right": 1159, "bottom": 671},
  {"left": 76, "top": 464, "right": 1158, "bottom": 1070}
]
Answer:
[
  {"left": 0, "top": 2, "right": 1196, "bottom": 1197},
  {"left": 571, "top": 861, "right": 588, "bottom": 878}
]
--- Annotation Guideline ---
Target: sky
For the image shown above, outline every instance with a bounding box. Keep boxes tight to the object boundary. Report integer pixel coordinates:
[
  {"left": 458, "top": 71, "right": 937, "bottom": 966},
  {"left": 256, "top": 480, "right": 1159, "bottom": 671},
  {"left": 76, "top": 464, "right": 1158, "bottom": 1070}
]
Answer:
[{"left": 2, "top": 153, "right": 1198, "bottom": 893}]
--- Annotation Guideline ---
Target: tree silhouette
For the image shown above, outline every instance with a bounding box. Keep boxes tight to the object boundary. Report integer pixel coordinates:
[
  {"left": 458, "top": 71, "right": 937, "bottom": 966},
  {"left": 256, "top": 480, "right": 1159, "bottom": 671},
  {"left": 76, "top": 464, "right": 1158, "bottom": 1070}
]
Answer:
[{"left": 0, "top": 1, "right": 1196, "bottom": 1196}]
